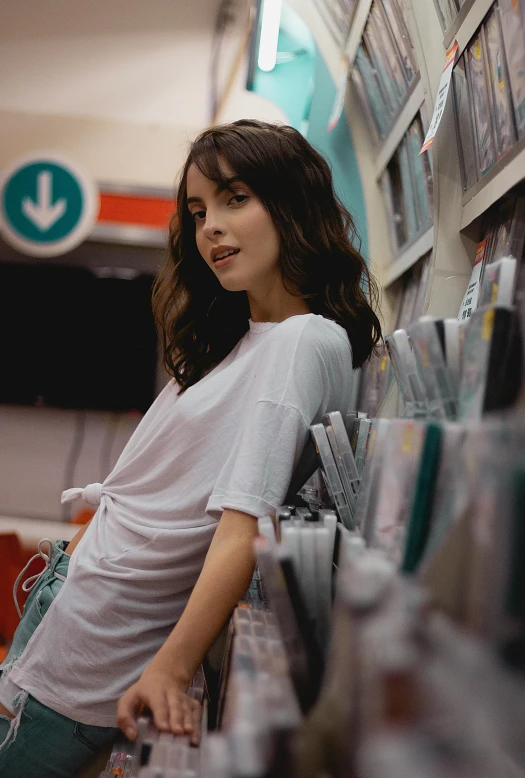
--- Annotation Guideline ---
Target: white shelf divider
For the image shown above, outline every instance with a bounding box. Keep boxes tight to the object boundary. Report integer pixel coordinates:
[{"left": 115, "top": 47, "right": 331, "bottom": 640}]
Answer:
[
  {"left": 374, "top": 81, "right": 426, "bottom": 179},
  {"left": 344, "top": 0, "right": 373, "bottom": 66},
  {"left": 461, "top": 140, "right": 525, "bottom": 230},
  {"left": 383, "top": 226, "right": 434, "bottom": 287},
  {"left": 447, "top": 0, "right": 495, "bottom": 55}
]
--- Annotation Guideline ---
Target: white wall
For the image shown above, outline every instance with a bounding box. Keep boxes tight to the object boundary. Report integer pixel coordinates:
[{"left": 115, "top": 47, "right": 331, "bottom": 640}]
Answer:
[{"left": 0, "top": 406, "right": 141, "bottom": 521}]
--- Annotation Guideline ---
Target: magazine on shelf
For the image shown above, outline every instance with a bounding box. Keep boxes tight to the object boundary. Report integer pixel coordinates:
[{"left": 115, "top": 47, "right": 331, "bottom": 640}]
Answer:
[
  {"left": 310, "top": 423, "right": 354, "bottom": 530},
  {"left": 379, "top": 0, "right": 417, "bottom": 87},
  {"left": 433, "top": 0, "right": 459, "bottom": 32},
  {"left": 357, "top": 343, "right": 394, "bottom": 418},
  {"left": 453, "top": 54, "right": 479, "bottom": 191},
  {"left": 254, "top": 537, "right": 318, "bottom": 713},
  {"left": 412, "top": 251, "right": 433, "bottom": 321},
  {"left": 505, "top": 195, "right": 525, "bottom": 261},
  {"left": 353, "top": 418, "right": 372, "bottom": 475},
  {"left": 365, "top": 419, "right": 426, "bottom": 564},
  {"left": 478, "top": 256, "right": 518, "bottom": 307},
  {"left": 484, "top": 6, "right": 517, "bottom": 159},
  {"left": 401, "top": 421, "right": 443, "bottom": 574},
  {"left": 396, "top": 253, "right": 432, "bottom": 330},
  {"left": 498, "top": 0, "right": 525, "bottom": 138},
  {"left": 407, "top": 115, "right": 433, "bottom": 230},
  {"left": 418, "top": 422, "right": 467, "bottom": 576},
  {"left": 457, "top": 305, "right": 523, "bottom": 420},
  {"left": 314, "top": 0, "right": 357, "bottom": 46},
  {"left": 385, "top": 328, "right": 428, "bottom": 417},
  {"left": 324, "top": 424, "right": 357, "bottom": 517},
  {"left": 397, "top": 136, "right": 419, "bottom": 241},
  {"left": 323, "top": 411, "right": 360, "bottom": 484},
  {"left": 363, "top": 15, "right": 399, "bottom": 118},
  {"left": 351, "top": 66, "right": 381, "bottom": 144},
  {"left": 442, "top": 318, "right": 463, "bottom": 395},
  {"left": 485, "top": 195, "right": 518, "bottom": 267},
  {"left": 354, "top": 418, "right": 391, "bottom": 535},
  {"left": 354, "top": 44, "right": 390, "bottom": 139},
  {"left": 408, "top": 317, "right": 458, "bottom": 420},
  {"left": 370, "top": 1, "right": 408, "bottom": 106},
  {"left": 381, "top": 168, "right": 404, "bottom": 251},
  {"left": 466, "top": 32, "right": 497, "bottom": 176}
]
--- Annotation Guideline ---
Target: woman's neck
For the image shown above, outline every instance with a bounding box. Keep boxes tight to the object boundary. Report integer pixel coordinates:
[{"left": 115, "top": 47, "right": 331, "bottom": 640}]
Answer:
[{"left": 248, "top": 293, "right": 310, "bottom": 323}]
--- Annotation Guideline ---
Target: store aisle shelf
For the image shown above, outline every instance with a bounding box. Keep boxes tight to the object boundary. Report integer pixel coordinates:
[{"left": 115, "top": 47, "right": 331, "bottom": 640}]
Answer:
[
  {"left": 383, "top": 226, "right": 434, "bottom": 287},
  {"left": 344, "top": 0, "right": 373, "bottom": 65},
  {"left": 374, "top": 80, "right": 426, "bottom": 179},
  {"left": 461, "top": 139, "right": 525, "bottom": 230},
  {"left": 445, "top": 0, "right": 496, "bottom": 54}
]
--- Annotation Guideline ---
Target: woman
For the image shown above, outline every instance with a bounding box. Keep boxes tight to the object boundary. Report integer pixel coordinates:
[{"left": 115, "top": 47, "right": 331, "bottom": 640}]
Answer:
[{"left": 0, "top": 119, "right": 381, "bottom": 777}]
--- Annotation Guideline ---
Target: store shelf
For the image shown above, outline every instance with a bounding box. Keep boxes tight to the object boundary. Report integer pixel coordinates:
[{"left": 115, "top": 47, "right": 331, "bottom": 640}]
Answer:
[
  {"left": 374, "top": 80, "right": 425, "bottom": 179},
  {"left": 344, "top": 0, "right": 373, "bottom": 66},
  {"left": 460, "top": 138, "right": 525, "bottom": 230},
  {"left": 383, "top": 226, "right": 434, "bottom": 287},
  {"left": 445, "top": 0, "right": 494, "bottom": 54}
]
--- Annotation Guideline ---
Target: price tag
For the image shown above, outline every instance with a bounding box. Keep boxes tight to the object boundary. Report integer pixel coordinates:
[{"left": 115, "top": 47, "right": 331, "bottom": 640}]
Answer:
[
  {"left": 420, "top": 40, "right": 459, "bottom": 154},
  {"left": 458, "top": 237, "right": 487, "bottom": 321}
]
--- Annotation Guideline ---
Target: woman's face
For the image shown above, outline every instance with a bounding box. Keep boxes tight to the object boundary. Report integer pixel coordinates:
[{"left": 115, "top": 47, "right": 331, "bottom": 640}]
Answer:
[{"left": 186, "top": 160, "right": 281, "bottom": 294}]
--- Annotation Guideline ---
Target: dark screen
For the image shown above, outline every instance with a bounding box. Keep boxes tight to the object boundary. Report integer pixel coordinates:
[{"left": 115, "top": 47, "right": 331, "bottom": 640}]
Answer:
[{"left": 0, "top": 262, "right": 158, "bottom": 412}]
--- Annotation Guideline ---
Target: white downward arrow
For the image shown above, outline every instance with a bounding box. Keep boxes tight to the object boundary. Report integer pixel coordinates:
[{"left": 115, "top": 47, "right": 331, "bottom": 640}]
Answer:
[{"left": 22, "top": 171, "right": 67, "bottom": 231}]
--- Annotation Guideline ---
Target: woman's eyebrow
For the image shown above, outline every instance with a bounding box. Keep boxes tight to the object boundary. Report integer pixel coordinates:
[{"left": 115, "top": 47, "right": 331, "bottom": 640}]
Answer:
[
  {"left": 187, "top": 177, "right": 245, "bottom": 207},
  {"left": 217, "top": 176, "right": 244, "bottom": 192}
]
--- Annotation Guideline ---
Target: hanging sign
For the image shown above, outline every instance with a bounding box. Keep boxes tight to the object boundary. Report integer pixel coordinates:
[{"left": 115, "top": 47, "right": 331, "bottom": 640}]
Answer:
[
  {"left": 0, "top": 153, "right": 99, "bottom": 257},
  {"left": 420, "top": 40, "right": 459, "bottom": 154}
]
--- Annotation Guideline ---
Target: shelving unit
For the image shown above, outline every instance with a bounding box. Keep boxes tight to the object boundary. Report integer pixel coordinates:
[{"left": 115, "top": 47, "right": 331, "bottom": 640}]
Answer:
[
  {"left": 444, "top": 0, "right": 493, "bottom": 50},
  {"left": 461, "top": 138, "right": 525, "bottom": 231},
  {"left": 343, "top": 0, "right": 373, "bottom": 64},
  {"left": 374, "top": 80, "right": 425, "bottom": 179},
  {"left": 383, "top": 226, "right": 434, "bottom": 286}
]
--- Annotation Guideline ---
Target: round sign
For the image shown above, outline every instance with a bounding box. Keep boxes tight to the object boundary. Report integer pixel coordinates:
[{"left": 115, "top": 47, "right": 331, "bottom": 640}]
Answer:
[{"left": 0, "top": 153, "right": 99, "bottom": 257}]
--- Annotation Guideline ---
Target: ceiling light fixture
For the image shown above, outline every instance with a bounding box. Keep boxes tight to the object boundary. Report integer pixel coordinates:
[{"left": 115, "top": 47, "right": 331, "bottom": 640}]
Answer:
[{"left": 257, "top": 0, "right": 282, "bottom": 72}]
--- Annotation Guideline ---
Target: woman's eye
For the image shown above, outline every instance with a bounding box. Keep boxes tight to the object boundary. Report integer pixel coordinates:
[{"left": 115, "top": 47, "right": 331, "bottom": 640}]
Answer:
[
  {"left": 193, "top": 210, "right": 206, "bottom": 222},
  {"left": 230, "top": 194, "right": 248, "bottom": 205}
]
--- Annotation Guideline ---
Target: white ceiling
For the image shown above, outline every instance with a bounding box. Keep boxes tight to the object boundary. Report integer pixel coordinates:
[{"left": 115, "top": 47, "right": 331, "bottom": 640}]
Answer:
[{"left": 0, "top": 0, "right": 246, "bottom": 129}]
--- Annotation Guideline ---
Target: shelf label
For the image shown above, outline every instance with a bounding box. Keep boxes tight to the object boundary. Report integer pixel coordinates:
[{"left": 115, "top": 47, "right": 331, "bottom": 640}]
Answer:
[
  {"left": 420, "top": 40, "right": 459, "bottom": 154},
  {"left": 457, "top": 237, "right": 487, "bottom": 321}
]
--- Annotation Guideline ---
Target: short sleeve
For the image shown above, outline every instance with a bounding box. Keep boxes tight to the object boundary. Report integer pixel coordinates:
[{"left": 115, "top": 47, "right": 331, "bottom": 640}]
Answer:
[{"left": 205, "top": 400, "right": 309, "bottom": 520}]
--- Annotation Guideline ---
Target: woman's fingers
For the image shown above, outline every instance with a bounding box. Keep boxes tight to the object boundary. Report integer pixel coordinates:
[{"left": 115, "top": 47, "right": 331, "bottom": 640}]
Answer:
[
  {"left": 117, "top": 685, "right": 142, "bottom": 740},
  {"left": 167, "top": 688, "right": 186, "bottom": 734},
  {"left": 117, "top": 676, "right": 202, "bottom": 745},
  {"left": 150, "top": 687, "right": 172, "bottom": 732}
]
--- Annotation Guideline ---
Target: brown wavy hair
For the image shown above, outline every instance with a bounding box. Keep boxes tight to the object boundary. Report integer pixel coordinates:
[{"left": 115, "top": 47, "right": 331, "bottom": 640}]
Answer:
[{"left": 153, "top": 119, "right": 381, "bottom": 393}]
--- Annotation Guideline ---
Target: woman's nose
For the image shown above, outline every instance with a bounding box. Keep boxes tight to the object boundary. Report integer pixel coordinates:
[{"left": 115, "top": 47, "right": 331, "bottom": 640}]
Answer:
[{"left": 202, "top": 212, "right": 223, "bottom": 239}]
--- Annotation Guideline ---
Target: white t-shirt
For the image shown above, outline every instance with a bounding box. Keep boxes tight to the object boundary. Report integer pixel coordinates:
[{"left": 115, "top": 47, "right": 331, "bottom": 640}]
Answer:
[{"left": 6, "top": 314, "right": 354, "bottom": 726}]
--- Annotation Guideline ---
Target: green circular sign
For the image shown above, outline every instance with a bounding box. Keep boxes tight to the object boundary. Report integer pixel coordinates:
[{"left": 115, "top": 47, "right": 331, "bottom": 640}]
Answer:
[{"left": 0, "top": 153, "right": 99, "bottom": 257}]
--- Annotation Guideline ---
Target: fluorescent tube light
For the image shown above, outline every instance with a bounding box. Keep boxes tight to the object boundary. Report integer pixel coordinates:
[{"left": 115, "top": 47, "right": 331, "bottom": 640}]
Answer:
[{"left": 257, "top": 0, "right": 282, "bottom": 72}]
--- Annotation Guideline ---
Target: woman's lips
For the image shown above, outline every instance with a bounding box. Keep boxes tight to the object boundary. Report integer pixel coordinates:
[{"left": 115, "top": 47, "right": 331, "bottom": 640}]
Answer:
[{"left": 214, "top": 252, "right": 238, "bottom": 269}]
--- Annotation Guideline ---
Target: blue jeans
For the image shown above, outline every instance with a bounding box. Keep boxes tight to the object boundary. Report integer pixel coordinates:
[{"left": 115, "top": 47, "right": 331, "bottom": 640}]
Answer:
[{"left": 0, "top": 540, "right": 118, "bottom": 778}]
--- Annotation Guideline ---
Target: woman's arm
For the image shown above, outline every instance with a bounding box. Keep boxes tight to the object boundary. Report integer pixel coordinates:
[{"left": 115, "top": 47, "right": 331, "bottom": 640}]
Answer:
[{"left": 117, "top": 508, "right": 259, "bottom": 742}]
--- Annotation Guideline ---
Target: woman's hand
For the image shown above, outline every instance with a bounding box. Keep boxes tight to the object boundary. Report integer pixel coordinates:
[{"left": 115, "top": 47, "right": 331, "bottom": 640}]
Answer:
[{"left": 117, "top": 666, "right": 202, "bottom": 745}]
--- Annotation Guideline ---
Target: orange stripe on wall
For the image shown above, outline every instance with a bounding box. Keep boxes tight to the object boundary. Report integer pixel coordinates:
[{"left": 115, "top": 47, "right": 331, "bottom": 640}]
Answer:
[{"left": 98, "top": 193, "right": 175, "bottom": 228}]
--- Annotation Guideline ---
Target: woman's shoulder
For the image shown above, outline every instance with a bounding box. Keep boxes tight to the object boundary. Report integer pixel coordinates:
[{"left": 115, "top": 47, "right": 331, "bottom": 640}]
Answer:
[
  {"left": 272, "top": 314, "right": 352, "bottom": 367},
  {"left": 296, "top": 313, "right": 351, "bottom": 351}
]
